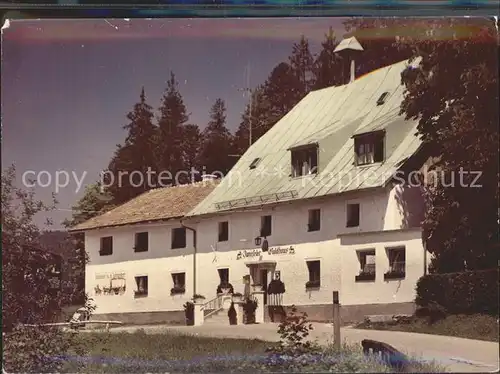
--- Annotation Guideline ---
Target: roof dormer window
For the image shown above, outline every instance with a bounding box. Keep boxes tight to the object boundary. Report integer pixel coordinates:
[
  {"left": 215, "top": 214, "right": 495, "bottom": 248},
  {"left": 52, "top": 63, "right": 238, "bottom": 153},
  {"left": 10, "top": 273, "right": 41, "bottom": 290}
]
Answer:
[
  {"left": 291, "top": 145, "right": 318, "bottom": 177},
  {"left": 354, "top": 131, "right": 384, "bottom": 166},
  {"left": 376, "top": 92, "right": 389, "bottom": 106}
]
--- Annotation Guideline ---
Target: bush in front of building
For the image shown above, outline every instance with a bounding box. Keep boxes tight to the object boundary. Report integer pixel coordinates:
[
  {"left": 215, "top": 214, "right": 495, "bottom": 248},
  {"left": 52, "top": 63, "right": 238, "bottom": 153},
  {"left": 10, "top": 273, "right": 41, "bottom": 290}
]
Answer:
[
  {"left": 243, "top": 298, "right": 258, "bottom": 324},
  {"left": 183, "top": 302, "right": 194, "bottom": 326},
  {"left": 415, "top": 268, "right": 499, "bottom": 316},
  {"left": 267, "top": 279, "right": 285, "bottom": 294},
  {"left": 228, "top": 302, "right": 237, "bottom": 325}
]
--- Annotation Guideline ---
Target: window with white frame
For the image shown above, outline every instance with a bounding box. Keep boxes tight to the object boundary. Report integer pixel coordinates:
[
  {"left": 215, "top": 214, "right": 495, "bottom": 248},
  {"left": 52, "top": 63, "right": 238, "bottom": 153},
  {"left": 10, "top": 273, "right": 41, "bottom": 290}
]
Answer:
[
  {"left": 218, "top": 221, "right": 229, "bottom": 242},
  {"left": 346, "top": 203, "right": 360, "bottom": 228},
  {"left": 171, "top": 228, "right": 187, "bottom": 249},
  {"left": 359, "top": 250, "right": 376, "bottom": 274},
  {"left": 385, "top": 246, "right": 406, "bottom": 279},
  {"left": 291, "top": 145, "right": 318, "bottom": 177},
  {"left": 308, "top": 209, "right": 321, "bottom": 232},
  {"left": 99, "top": 236, "right": 113, "bottom": 256},
  {"left": 355, "top": 250, "right": 376, "bottom": 282},
  {"left": 134, "top": 276, "right": 148, "bottom": 297},
  {"left": 218, "top": 268, "right": 229, "bottom": 283},
  {"left": 306, "top": 260, "right": 321, "bottom": 289},
  {"left": 354, "top": 132, "right": 384, "bottom": 165},
  {"left": 134, "top": 232, "right": 149, "bottom": 252},
  {"left": 171, "top": 272, "right": 186, "bottom": 295}
]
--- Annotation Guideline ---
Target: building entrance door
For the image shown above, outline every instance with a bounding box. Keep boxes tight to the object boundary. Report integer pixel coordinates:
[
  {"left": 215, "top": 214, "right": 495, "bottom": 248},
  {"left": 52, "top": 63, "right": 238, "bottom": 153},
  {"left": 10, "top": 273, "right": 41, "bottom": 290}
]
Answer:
[{"left": 260, "top": 269, "right": 268, "bottom": 305}]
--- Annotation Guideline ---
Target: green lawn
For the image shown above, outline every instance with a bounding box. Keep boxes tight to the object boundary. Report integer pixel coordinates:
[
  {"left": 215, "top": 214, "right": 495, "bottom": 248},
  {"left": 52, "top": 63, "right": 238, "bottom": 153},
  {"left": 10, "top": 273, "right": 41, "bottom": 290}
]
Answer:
[
  {"left": 355, "top": 314, "right": 499, "bottom": 342},
  {"left": 61, "top": 330, "right": 443, "bottom": 373}
]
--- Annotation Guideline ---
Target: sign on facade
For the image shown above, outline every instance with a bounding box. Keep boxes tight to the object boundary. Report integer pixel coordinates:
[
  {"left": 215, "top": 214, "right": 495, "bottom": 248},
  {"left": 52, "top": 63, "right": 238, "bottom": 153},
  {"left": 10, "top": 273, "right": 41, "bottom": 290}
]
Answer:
[{"left": 236, "top": 246, "right": 295, "bottom": 260}]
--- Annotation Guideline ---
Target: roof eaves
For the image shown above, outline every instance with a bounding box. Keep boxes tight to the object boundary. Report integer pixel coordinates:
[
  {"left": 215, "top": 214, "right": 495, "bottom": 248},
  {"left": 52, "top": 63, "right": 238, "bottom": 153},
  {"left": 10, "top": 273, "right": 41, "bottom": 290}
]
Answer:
[{"left": 68, "top": 215, "right": 183, "bottom": 233}]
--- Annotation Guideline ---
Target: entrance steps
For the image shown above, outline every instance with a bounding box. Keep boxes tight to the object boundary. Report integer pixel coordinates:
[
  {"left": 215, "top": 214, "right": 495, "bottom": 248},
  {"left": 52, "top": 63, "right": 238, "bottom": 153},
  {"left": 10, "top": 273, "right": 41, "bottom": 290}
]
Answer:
[{"left": 204, "top": 309, "right": 228, "bottom": 325}]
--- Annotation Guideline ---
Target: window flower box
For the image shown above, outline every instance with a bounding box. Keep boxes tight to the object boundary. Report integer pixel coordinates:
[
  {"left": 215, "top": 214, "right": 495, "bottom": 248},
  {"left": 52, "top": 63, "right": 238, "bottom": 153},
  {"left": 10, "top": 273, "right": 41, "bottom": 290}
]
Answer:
[
  {"left": 384, "top": 270, "right": 405, "bottom": 280},
  {"left": 355, "top": 272, "right": 376, "bottom": 282},
  {"left": 170, "top": 286, "right": 186, "bottom": 295},
  {"left": 305, "top": 280, "right": 320, "bottom": 290},
  {"left": 134, "top": 290, "right": 147, "bottom": 298}
]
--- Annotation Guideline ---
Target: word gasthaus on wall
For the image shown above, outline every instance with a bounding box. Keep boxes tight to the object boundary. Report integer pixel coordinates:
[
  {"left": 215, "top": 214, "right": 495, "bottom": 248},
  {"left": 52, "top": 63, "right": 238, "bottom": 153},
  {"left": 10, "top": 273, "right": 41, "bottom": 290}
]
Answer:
[{"left": 236, "top": 246, "right": 295, "bottom": 260}]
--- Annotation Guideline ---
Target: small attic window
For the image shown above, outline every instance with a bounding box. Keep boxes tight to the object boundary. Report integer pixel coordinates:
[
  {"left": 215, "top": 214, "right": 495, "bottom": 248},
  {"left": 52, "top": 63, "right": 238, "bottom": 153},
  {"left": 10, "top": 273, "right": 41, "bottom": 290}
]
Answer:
[
  {"left": 354, "top": 131, "right": 384, "bottom": 166},
  {"left": 291, "top": 145, "right": 318, "bottom": 177},
  {"left": 249, "top": 158, "right": 261, "bottom": 169},
  {"left": 376, "top": 92, "right": 389, "bottom": 106}
]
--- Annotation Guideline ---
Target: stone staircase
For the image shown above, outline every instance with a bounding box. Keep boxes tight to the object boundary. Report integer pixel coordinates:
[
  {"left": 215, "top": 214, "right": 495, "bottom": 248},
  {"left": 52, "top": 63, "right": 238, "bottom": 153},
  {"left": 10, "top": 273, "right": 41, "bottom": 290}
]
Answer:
[{"left": 204, "top": 309, "right": 229, "bottom": 325}]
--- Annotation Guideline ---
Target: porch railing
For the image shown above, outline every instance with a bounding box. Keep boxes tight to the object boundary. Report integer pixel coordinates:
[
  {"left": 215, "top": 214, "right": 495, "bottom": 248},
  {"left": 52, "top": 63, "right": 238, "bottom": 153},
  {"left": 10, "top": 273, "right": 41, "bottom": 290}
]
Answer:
[{"left": 203, "top": 295, "right": 223, "bottom": 318}]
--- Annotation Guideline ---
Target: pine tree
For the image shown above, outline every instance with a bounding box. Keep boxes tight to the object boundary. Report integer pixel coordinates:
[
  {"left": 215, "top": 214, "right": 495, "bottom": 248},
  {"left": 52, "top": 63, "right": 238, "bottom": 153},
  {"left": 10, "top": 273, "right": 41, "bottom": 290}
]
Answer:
[
  {"left": 63, "top": 182, "right": 114, "bottom": 228},
  {"left": 313, "top": 27, "right": 344, "bottom": 90},
  {"left": 156, "top": 72, "right": 190, "bottom": 185},
  {"left": 233, "top": 86, "right": 270, "bottom": 155},
  {"left": 106, "top": 88, "right": 157, "bottom": 205},
  {"left": 288, "top": 35, "right": 315, "bottom": 99},
  {"left": 262, "top": 62, "right": 301, "bottom": 125},
  {"left": 181, "top": 123, "right": 202, "bottom": 181},
  {"left": 198, "top": 99, "right": 235, "bottom": 176}
]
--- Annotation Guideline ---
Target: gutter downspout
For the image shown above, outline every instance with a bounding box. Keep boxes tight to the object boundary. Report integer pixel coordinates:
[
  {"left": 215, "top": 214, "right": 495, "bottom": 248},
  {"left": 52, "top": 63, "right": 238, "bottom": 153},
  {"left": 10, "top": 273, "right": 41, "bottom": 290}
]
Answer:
[{"left": 181, "top": 219, "right": 197, "bottom": 296}]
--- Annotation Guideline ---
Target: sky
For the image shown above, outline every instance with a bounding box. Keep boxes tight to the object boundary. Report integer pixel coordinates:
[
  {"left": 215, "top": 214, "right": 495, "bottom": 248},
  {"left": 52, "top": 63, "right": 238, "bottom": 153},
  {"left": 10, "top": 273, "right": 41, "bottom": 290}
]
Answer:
[{"left": 1, "top": 18, "right": 347, "bottom": 229}]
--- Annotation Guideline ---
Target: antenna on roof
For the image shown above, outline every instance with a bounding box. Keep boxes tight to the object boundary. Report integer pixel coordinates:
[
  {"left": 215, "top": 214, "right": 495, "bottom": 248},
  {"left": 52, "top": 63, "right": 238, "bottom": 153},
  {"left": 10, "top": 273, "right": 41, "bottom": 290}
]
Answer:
[{"left": 334, "top": 36, "right": 364, "bottom": 84}]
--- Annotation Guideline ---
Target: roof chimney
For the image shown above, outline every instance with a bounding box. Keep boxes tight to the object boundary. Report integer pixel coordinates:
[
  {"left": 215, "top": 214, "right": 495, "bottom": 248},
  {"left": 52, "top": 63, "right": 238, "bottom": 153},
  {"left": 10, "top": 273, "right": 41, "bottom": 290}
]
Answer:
[{"left": 334, "top": 36, "right": 364, "bottom": 84}]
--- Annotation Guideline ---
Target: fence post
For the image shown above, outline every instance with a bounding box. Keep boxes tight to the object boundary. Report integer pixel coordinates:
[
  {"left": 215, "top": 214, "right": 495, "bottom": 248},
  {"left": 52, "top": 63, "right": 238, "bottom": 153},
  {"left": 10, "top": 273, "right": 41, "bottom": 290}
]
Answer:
[{"left": 333, "top": 291, "right": 341, "bottom": 349}]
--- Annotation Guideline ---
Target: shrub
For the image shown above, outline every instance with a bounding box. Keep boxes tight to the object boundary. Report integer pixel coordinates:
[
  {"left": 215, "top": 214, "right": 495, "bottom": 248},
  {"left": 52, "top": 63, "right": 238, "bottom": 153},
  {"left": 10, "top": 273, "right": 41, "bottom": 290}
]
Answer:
[
  {"left": 2, "top": 166, "right": 96, "bottom": 372},
  {"left": 184, "top": 302, "right": 194, "bottom": 326},
  {"left": 243, "top": 298, "right": 258, "bottom": 324},
  {"left": 272, "top": 305, "right": 322, "bottom": 357},
  {"left": 170, "top": 285, "right": 186, "bottom": 295},
  {"left": 416, "top": 269, "right": 499, "bottom": 315},
  {"left": 267, "top": 279, "right": 285, "bottom": 294},
  {"left": 192, "top": 294, "right": 205, "bottom": 300},
  {"left": 228, "top": 302, "right": 237, "bottom": 325}
]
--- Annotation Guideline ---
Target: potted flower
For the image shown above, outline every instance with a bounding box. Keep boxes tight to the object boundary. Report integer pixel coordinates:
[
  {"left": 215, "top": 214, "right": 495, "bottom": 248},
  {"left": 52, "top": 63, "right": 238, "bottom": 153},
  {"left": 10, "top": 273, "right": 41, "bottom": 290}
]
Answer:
[
  {"left": 228, "top": 302, "right": 237, "bottom": 325},
  {"left": 170, "top": 284, "right": 186, "bottom": 296},
  {"left": 192, "top": 294, "right": 206, "bottom": 303},
  {"left": 216, "top": 281, "right": 234, "bottom": 295},
  {"left": 232, "top": 292, "right": 243, "bottom": 302}
]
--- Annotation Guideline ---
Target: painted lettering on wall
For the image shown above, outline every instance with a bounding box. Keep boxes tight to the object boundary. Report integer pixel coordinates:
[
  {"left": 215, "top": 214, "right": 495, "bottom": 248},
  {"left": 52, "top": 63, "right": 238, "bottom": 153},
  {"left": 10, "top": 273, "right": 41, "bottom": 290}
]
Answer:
[
  {"left": 236, "top": 246, "right": 295, "bottom": 260},
  {"left": 94, "top": 272, "right": 126, "bottom": 296}
]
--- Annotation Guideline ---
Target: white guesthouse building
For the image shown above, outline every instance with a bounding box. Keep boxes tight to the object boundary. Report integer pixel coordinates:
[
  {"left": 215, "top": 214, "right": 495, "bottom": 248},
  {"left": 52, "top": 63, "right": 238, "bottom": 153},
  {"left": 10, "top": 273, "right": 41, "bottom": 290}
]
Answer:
[{"left": 72, "top": 56, "right": 430, "bottom": 324}]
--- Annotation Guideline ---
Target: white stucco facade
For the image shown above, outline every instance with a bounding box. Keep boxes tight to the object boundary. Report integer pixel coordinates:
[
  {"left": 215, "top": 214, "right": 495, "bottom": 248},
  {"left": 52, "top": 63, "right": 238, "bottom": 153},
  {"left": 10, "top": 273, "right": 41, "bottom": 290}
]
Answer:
[
  {"left": 85, "top": 183, "right": 428, "bottom": 317},
  {"left": 85, "top": 221, "right": 196, "bottom": 315}
]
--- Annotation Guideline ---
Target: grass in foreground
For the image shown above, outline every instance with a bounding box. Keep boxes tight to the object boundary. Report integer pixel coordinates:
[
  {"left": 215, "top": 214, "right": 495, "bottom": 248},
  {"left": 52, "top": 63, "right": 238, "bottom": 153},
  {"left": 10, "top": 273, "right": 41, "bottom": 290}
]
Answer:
[
  {"left": 61, "top": 330, "right": 443, "bottom": 373},
  {"left": 355, "top": 313, "right": 499, "bottom": 342}
]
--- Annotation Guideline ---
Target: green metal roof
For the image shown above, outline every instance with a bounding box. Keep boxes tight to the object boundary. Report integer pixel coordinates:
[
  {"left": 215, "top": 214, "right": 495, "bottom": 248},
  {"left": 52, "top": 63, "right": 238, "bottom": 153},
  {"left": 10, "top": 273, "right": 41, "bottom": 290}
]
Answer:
[{"left": 187, "top": 59, "right": 421, "bottom": 217}]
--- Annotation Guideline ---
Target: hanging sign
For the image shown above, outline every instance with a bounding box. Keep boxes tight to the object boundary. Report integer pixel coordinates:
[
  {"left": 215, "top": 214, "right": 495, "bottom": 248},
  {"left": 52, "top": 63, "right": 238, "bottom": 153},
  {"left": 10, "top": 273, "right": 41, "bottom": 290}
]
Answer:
[{"left": 236, "top": 246, "right": 295, "bottom": 260}]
